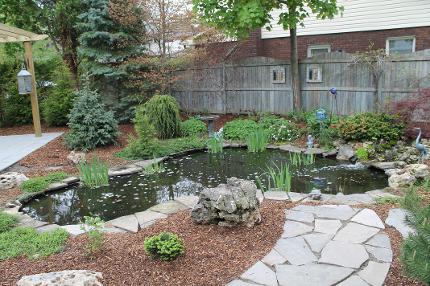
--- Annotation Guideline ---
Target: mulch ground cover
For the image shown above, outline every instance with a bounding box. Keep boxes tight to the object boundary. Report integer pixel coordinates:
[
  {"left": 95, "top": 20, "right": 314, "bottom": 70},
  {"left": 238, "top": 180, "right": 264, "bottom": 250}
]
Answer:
[{"left": 0, "top": 201, "right": 288, "bottom": 286}]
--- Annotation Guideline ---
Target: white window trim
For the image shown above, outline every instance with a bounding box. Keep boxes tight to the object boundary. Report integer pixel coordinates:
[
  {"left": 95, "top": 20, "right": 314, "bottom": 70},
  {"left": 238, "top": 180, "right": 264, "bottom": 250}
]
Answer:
[
  {"left": 386, "top": 36, "right": 416, "bottom": 55},
  {"left": 306, "top": 64, "right": 323, "bottom": 83},
  {"left": 307, "top": 45, "right": 331, "bottom": 58}
]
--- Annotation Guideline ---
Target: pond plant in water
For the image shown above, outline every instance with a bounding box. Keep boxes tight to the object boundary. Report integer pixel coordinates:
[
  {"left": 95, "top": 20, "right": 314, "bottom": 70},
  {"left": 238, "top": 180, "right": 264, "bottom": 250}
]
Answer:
[
  {"left": 246, "top": 126, "right": 269, "bottom": 153},
  {"left": 78, "top": 157, "right": 109, "bottom": 188},
  {"left": 207, "top": 132, "right": 223, "bottom": 154}
]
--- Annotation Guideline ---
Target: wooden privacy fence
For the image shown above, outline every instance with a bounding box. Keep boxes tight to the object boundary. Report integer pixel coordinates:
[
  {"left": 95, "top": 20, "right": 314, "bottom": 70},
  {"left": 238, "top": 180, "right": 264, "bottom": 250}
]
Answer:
[{"left": 172, "top": 50, "right": 430, "bottom": 115}]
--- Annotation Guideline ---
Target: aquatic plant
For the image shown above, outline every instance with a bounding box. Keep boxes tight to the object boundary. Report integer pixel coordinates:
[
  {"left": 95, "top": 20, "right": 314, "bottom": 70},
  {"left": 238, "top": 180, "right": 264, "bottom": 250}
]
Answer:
[
  {"left": 207, "top": 132, "right": 224, "bottom": 154},
  {"left": 289, "top": 153, "right": 315, "bottom": 167},
  {"left": 145, "top": 159, "right": 165, "bottom": 174},
  {"left": 256, "top": 163, "right": 292, "bottom": 194},
  {"left": 78, "top": 157, "right": 109, "bottom": 188},
  {"left": 246, "top": 126, "right": 268, "bottom": 153}
]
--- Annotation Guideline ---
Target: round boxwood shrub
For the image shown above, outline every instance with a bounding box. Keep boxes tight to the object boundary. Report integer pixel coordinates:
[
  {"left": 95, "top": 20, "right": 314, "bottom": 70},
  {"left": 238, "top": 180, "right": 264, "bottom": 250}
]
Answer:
[
  {"left": 142, "top": 95, "right": 181, "bottom": 139},
  {"left": 65, "top": 82, "right": 119, "bottom": 151},
  {"left": 223, "top": 119, "right": 258, "bottom": 141},
  {"left": 181, "top": 118, "right": 206, "bottom": 137},
  {"left": 144, "top": 232, "right": 184, "bottom": 261}
]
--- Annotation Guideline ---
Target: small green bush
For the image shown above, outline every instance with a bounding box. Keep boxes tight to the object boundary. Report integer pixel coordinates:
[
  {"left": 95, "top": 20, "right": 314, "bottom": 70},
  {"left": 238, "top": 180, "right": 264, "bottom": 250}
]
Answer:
[
  {"left": 42, "top": 69, "right": 75, "bottom": 126},
  {"left": 65, "top": 81, "right": 119, "bottom": 151},
  {"left": 0, "top": 227, "right": 68, "bottom": 261},
  {"left": 181, "top": 118, "right": 206, "bottom": 137},
  {"left": 1, "top": 88, "right": 33, "bottom": 126},
  {"left": 144, "top": 232, "right": 184, "bottom": 261},
  {"left": 0, "top": 212, "right": 18, "bottom": 234},
  {"left": 401, "top": 188, "right": 430, "bottom": 285},
  {"left": 338, "top": 113, "right": 404, "bottom": 144},
  {"left": 141, "top": 95, "right": 181, "bottom": 139},
  {"left": 259, "top": 115, "right": 300, "bottom": 142},
  {"left": 81, "top": 216, "right": 104, "bottom": 256},
  {"left": 355, "top": 147, "right": 369, "bottom": 161},
  {"left": 20, "top": 172, "right": 68, "bottom": 193},
  {"left": 223, "top": 119, "right": 258, "bottom": 141}
]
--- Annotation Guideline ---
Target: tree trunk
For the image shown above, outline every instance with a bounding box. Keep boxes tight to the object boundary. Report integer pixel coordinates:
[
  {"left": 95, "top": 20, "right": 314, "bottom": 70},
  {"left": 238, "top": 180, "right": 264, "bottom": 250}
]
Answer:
[{"left": 290, "top": 28, "right": 301, "bottom": 111}]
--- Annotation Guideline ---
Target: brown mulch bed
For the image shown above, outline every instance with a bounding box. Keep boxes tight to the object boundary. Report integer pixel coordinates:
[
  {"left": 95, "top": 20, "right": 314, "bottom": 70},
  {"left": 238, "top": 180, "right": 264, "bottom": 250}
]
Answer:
[
  {"left": 0, "top": 201, "right": 288, "bottom": 286},
  {"left": 0, "top": 188, "right": 21, "bottom": 207}
]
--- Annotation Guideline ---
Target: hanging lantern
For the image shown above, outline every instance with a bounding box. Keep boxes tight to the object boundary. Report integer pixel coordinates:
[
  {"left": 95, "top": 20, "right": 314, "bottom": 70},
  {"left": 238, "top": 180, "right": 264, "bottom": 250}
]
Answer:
[{"left": 17, "top": 68, "right": 33, "bottom": 94}]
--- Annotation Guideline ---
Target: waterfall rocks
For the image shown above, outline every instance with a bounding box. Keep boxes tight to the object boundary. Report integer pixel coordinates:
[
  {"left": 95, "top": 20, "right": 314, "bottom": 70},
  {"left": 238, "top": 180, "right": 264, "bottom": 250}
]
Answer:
[{"left": 191, "top": 177, "right": 262, "bottom": 227}]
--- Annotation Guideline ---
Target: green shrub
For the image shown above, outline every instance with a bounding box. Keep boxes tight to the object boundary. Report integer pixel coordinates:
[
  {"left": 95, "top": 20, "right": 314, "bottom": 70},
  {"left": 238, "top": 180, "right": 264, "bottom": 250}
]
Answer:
[
  {"left": 65, "top": 82, "right": 119, "bottom": 151},
  {"left": 141, "top": 95, "right": 181, "bottom": 139},
  {"left": 355, "top": 147, "right": 369, "bottom": 161},
  {"left": 247, "top": 126, "right": 268, "bottom": 152},
  {"left": 259, "top": 115, "right": 300, "bottom": 142},
  {"left": 118, "top": 136, "right": 206, "bottom": 160},
  {"left": 144, "top": 232, "right": 184, "bottom": 261},
  {"left": 0, "top": 212, "right": 18, "bottom": 234},
  {"left": 42, "top": 68, "right": 75, "bottom": 126},
  {"left": 1, "top": 88, "right": 33, "bottom": 126},
  {"left": 0, "top": 227, "right": 68, "bottom": 261},
  {"left": 181, "top": 118, "right": 206, "bottom": 137},
  {"left": 401, "top": 188, "right": 430, "bottom": 285},
  {"left": 223, "top": 119, "right": 258, "bottom": 141},
  {"left": 81, "top": 216, "right": 104, "bottom": 256},
  {"left": 20, "top": 172, "right": 68, "bottom": 193},
  {"left": 78, "top": 157, "right": 109, "bottom": 188},
  {"left": 338, "top": 113, "right": 404, "bottom": 144}
]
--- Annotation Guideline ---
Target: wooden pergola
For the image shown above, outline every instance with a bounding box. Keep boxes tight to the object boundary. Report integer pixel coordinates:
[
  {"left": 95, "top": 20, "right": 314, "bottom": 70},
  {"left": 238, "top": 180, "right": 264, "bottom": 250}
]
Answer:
[{"left": 0, "top": 23, "right": 49, "bottom": 137}]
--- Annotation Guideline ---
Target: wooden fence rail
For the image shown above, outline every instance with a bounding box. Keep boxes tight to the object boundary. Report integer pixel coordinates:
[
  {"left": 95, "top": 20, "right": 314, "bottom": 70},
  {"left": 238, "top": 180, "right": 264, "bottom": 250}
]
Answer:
[{"left": 172, "top": 50, "right": 430, "bottom": 115}]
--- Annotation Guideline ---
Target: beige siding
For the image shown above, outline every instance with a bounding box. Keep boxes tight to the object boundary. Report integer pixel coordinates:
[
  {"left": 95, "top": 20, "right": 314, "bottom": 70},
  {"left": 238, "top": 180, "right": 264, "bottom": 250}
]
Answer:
[{"left": 262, "top": 0, "right": 430, "bottom": 39}]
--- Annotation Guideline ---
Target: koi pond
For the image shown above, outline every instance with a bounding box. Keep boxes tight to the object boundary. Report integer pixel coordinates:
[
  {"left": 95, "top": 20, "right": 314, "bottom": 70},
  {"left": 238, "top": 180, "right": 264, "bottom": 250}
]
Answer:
[{"left": 22, "top": 148, "right": 388, "bottom": 225}]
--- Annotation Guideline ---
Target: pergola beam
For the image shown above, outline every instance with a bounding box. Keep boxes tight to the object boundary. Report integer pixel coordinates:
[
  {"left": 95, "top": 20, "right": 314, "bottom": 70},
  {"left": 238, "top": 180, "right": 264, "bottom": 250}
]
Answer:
[{"left": 0, "top": 23, "right": 48, "bottom": 137}]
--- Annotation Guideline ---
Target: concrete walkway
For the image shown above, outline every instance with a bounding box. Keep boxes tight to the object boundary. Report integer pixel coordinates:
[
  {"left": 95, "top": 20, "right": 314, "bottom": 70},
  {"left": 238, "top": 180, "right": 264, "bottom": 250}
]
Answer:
[
  {"left": 0, "top": 132, "right": 63, "bottom": 172},
  {"left": 229, "top": 205, "right": 392, "bottom": 286}
]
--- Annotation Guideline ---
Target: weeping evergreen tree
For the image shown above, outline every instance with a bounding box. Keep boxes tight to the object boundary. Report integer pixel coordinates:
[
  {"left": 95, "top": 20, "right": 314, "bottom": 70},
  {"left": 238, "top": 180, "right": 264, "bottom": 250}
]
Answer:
[{"left": 76, "top": 0, "right": 146, "bottom": 121}]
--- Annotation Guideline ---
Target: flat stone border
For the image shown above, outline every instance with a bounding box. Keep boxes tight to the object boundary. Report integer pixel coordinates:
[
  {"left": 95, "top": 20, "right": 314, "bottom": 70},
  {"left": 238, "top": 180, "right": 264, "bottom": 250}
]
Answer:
[{"left": 228, "top": 204, "right": 393, "bottom": 286}]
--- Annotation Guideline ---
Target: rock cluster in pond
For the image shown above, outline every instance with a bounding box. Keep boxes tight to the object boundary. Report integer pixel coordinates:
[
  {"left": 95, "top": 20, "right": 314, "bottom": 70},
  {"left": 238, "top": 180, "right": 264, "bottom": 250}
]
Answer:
[
  {"left": 191, "top": 177, "right": 261, "bottom": 227},
  {"left": 0, "top": 172, "right": 28, "bottom": 190},
  {"left": 17, "top": 270, "right": 103, "bottom": 286}
]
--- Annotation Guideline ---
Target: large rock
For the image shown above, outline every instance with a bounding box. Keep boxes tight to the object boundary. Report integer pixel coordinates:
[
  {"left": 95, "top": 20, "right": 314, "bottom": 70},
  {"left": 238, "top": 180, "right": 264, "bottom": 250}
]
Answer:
[
  {"left": 0, "top": 172, "right": 28, "bottom": 190},
  {"left": 388, "top": 172, "right": 416, "bottom": 188},
  {"left": 191, "top": 178, "right": 261, "bottom": 227},
  {"left": 17, "top": 270, "right": 103, "bottom": 286},
  {"left": 336, "top": 145, "right": 355, "bottom": 161},
  {"left": 405, "top": 164, "right": 429, "bottom": 178},
  {"left": 67, "top": 151, "right": 86, "bottom": 165}
]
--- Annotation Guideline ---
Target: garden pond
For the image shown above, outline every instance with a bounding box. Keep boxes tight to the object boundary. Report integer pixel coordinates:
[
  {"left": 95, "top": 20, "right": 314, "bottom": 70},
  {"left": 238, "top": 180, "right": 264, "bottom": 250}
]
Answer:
[{"left": 22, "top": 148, "right": 388, "bottom": 225}]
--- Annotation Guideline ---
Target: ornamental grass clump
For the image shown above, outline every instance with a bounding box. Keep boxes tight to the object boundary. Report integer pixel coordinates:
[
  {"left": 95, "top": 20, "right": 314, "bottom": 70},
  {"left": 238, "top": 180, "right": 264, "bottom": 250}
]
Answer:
[
  {"left": 207, "top": 133, "right": 224, "bottom": 154},
  {"left": 144, "top": 232, "right": 185, "bottom": 261},
  {"left": 246, "top": 126, "right": 268, "bottom": 153},
  {"left": 256, "top": 163, "right": 292, "bottom": 194},
  {"left": 78, "top": 157, "right": 109, "bottom": 188}
]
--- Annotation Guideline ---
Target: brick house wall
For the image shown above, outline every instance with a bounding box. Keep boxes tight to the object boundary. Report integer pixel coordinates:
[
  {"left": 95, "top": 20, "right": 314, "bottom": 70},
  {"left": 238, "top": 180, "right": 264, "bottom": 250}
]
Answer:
[{"left": 219, "top": 26, "right": 430, "bottom": 61}]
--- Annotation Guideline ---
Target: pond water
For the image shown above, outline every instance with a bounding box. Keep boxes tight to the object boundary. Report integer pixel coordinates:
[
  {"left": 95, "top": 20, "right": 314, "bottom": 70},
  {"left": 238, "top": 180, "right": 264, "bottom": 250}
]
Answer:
[{"left": 22, "top": 148, "right": 387, "bottom": 225}]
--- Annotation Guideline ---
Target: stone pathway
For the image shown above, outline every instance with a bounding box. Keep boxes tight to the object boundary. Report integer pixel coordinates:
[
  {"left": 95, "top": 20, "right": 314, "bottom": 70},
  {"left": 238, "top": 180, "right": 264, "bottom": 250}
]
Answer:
[{"left": 228, "top": 205, "right": 392, "bottom": 286}]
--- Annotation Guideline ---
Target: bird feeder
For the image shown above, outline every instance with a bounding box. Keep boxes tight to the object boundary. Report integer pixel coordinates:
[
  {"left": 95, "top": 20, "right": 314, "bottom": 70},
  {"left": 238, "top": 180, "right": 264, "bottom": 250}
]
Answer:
[{"left": 17, "top": 68, "right": 33, "bottom": 94}]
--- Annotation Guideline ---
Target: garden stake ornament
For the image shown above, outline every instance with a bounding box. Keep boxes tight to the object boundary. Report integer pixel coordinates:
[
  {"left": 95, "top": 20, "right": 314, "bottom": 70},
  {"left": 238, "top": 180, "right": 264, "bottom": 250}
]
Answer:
[{"left": 414, "top": 127, "right": 428, "bottom": 163}]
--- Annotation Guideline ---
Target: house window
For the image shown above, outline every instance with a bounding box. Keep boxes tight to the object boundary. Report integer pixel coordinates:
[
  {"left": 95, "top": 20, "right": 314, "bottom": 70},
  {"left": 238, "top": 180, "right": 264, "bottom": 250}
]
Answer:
[
  {"left": 386, "top": 36, "right": 416, "bottom": 55},
  {"left": 307, "top": 65, "right": 323, "bottom": 83},
  {"left": 271, "top": 67, "right": 286, "bottom": 84},
  {"left": 307, "top": 45, "right": 331, "bottom": 57}
]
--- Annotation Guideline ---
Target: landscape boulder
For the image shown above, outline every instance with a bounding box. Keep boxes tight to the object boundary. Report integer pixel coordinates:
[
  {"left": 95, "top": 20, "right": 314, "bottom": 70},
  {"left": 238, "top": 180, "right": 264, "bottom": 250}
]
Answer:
[
  {"left": 16, "top": 270, "right": 103, "bottom": 286},
  {"left": 191, "top": 177, "right": 261, "bottom": 227},
  {"left": 388, "top": 172, "right": 416, "bottom": 188},
  {"left": 405, "top": 164, "right": 429, "bottom": 178},
  {"left": 0, "top": 172, "right": 28, "bottom": 190},
  {"left": 336, "top": 145, "right": 355, "bottom": 161},
  {"left": 67, "top": 151, "right": 86, "bottom": 165}
]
